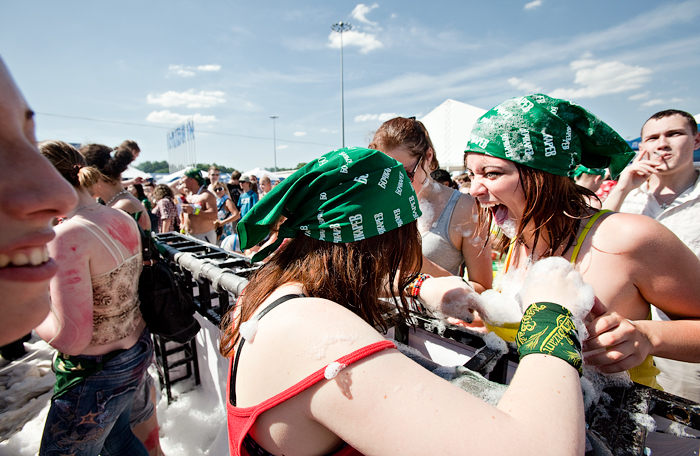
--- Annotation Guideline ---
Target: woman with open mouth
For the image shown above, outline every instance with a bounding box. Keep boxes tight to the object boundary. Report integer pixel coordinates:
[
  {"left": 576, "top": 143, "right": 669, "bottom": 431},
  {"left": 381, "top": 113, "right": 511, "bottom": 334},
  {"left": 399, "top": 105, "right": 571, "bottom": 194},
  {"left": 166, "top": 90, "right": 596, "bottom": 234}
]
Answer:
[{"left": 465, "top": 93, "right": 700, "bottom": 388}]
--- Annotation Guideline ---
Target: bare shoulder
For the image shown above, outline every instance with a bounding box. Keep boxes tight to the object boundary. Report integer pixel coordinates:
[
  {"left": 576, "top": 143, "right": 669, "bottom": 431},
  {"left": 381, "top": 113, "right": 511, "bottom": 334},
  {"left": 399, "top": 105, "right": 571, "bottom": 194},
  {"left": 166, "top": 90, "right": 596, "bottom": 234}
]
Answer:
[
  {"left": 594, "top": 211, "right": 683, "bottom": 254},
  {"left": 452, "top": 191, "right": 479, "bottom": 224},
  {"left": 247, "top": 296, "right": 386, "bottom": 368}
]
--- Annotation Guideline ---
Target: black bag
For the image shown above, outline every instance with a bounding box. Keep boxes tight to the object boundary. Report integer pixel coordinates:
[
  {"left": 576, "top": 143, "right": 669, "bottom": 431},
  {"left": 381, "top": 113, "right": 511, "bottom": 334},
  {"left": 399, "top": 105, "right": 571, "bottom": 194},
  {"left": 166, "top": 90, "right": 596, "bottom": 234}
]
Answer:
[{"left": 138, "top": 229, "right": 200, "bottom": 343}]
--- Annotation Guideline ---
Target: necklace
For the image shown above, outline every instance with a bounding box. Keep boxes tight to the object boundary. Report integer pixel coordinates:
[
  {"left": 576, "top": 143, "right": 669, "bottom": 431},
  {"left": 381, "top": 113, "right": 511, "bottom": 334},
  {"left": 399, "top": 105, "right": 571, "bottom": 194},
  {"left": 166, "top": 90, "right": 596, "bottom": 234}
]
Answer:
[{"left": 106, "top": 189, "right": 130, "bottom": 206}]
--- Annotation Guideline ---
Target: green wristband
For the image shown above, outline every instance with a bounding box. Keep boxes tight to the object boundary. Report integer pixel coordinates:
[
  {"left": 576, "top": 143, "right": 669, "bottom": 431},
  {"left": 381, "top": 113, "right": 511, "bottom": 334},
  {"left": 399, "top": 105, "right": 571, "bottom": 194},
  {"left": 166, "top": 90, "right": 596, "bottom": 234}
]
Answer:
[{"left": 516, "top": 302, "right": 582, "bottom": 376}]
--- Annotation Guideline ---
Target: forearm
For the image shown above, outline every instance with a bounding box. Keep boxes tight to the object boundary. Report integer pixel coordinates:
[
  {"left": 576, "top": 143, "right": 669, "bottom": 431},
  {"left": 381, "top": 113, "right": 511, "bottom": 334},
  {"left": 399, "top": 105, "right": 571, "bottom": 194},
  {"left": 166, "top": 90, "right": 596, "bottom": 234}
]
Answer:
[
  {"left": 35, "top": 309, "right": 91, "bottom": 355},
  {"left": 499, "top": 354, "right": 585, "bottom": 455},
  {"left": 601, "top": 185, "right": 631, "bottom": 211},
  {"left": 637, "top": 319, "right": 700, "bottom": 362}
]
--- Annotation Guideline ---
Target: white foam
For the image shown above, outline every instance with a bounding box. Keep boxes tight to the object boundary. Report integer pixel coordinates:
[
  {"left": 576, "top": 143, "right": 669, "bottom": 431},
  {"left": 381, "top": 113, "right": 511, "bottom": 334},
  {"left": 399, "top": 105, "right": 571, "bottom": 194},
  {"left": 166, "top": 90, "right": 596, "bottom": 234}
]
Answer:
[
  {"left": 306, "top": 333, "right": 359, "bottom": 360},
  {"left": 497, "top": 217, "right": 518, "bottom": 239},
  {"left": 324, "top": 362, "right": 347, "bottom": 379},
  {"left": 239, "top": 319, "right": 258, "bottom": 342}
]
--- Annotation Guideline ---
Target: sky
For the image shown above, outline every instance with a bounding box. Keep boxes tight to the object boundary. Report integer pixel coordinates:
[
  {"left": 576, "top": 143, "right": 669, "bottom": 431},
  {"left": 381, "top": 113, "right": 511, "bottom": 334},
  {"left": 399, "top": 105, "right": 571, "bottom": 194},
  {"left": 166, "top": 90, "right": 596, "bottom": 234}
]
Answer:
[{"left": 2, "top": 0, "right": 699, "bottom": 173}]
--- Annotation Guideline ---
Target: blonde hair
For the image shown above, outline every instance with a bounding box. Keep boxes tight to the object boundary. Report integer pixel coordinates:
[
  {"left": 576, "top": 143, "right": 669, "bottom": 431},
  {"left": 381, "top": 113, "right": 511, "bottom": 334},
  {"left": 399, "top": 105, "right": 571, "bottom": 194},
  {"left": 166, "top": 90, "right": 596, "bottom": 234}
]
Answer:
[{"left": 39, "top": 140, "right": 103, "bottom": 189}]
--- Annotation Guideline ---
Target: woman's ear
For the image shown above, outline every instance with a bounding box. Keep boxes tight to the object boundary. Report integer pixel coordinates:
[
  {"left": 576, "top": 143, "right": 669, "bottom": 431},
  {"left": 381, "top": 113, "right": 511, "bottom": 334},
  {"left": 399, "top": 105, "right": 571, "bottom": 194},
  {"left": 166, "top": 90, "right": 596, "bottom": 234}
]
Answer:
[{"left": 426, "top": 147, "right": 435, "bottom": 169}]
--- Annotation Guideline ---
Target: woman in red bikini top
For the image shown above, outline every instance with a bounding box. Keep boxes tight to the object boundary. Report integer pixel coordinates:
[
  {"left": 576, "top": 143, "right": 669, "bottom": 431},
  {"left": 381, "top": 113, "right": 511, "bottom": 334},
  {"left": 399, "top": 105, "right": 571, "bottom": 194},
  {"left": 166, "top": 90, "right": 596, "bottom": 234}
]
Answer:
[{"left": 220, "top": 147, "right": 592, "bottom": 456}]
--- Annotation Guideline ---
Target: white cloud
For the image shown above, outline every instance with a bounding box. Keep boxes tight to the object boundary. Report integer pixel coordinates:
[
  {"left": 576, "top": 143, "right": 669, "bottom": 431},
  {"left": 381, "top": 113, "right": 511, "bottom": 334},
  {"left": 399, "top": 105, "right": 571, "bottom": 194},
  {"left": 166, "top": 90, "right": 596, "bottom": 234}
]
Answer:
[
  {"left": 146, "top": 110, "right": 218, "bottom": 124},
  {"left": 507, "top": 77, "right": 542, "bottom": 93},
  {"left": 549, "top": 59, "right": 652, "bottom": 99},
  {"left": 320, "top": 128, "right": 338, "bottom": 133},
  {"left": 524, "top": 0, "right": 542, "bottom": 10},
  {"left": 276, "top": 145, "right": 289, "bottom": 150},
  {"left": 641, "top": 99, "right": 665, "bottom": 107},
  {"left": 147, "top": 90, "right": 226, "bottom": 108},
  {"left": 293, "top": 131, "right": 307, "bottom": 137},
  {"left": 328, "top": 30, "right": 383, "bottom": 54},
  {"left": 628, "top": 91, "right": 650, "bottom": 100},
  {"left": 641, "top": 97, "right": 684, "bottom": 107},
  {"left": 354, "top": 112, "right": 401, "bottom": 122},
  {"left": 168, "top": 64, "right": 222, "bottom": 77},
  {"left": 351, "top": 3, "right": 379, "bottom": 25}
]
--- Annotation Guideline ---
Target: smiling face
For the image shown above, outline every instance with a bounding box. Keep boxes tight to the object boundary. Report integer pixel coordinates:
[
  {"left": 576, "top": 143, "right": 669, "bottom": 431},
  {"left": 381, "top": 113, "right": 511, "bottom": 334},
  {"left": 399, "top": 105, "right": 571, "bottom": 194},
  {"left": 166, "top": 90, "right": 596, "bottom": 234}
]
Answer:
[
  {"left": 640, "top": 115, "right": 700, "bottom": 176},
  {"left": 0, "top": 60, "right": 78, "bottom": 344},
  {"left": 466, "top": 153, "right": 526, "bottom": 238}
]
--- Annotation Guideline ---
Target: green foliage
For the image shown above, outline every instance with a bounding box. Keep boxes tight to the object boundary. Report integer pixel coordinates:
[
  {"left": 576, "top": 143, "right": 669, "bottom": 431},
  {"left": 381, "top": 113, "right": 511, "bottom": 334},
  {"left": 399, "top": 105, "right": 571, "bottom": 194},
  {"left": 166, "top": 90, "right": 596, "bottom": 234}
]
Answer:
[
  {"left": 195, "top": 163, "right": 238, "bottom": 173},
  {"left": 134, "top": 161, "right": 238, "bottom": 174},
  {"left": 134, "top": 160, "right": 169, "bottom": 173},
  {"left": 264, "top": 162, "right": 306, "bottom": 172}
]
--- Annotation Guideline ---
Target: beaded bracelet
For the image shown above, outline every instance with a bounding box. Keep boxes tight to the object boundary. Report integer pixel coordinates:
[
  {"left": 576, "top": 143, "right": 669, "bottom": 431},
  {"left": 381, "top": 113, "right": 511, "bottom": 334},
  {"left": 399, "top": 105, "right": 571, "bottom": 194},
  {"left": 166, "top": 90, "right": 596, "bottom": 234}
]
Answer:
[
  {"left": 516, "top": 302, "right": 582, "bottom": 376},
  {"left": 405, "top": 273, "right": 432, "bottom": 298}
]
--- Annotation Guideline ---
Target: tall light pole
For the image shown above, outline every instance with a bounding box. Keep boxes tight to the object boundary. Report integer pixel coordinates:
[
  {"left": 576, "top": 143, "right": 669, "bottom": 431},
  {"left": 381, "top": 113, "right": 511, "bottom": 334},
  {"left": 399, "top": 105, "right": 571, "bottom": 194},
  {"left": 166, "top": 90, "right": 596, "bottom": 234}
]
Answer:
[
  {"left": 270, "top": 115, "right": 279, "bottom": 171},
  {"left": 331, "top": 21, "right": 351, "bottom": 148}
]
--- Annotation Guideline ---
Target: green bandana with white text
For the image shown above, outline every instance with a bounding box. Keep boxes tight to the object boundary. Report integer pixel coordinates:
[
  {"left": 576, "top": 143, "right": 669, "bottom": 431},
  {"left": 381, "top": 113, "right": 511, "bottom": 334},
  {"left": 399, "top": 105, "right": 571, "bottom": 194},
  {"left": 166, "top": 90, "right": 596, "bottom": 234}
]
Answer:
[
  {"left": 466, "top": 94, "right": 635, "bottom": 179},
  {"left": 238, "top": 147, "right": 421, "bottom": 262}
]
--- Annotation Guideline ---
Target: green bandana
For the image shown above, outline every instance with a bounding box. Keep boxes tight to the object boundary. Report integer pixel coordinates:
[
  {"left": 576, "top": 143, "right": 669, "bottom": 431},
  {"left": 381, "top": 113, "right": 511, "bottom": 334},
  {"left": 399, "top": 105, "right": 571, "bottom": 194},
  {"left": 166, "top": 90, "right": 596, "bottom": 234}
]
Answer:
[
  {"left": 184, "top": 167, "right": 205, "bottom": 185},
  {"left": 466, "top": 94, "right": 635, "bottom": 179},
  {"left": 516, "top": 302, "right": 582, "bottom": 376},
  {"left": 238, "top": 147, "right": 421, "bottom": 262},
  {"left": 573, "top": 164, "right": 606, "bottom": 178}
]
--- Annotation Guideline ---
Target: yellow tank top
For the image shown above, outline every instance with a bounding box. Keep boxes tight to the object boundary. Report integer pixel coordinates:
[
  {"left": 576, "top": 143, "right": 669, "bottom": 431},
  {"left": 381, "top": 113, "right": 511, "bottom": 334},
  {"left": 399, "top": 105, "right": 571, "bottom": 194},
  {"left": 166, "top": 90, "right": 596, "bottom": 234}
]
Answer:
[{"left": 499, "top": 210, "right": 661, "bottom": 389}]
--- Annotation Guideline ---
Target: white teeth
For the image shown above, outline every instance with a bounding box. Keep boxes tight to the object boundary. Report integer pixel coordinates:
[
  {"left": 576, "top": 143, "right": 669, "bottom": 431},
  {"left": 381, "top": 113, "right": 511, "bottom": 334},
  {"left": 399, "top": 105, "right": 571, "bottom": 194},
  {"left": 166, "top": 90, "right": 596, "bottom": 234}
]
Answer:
[
  {"left": 0, "top": 247, "right": 50, "bottom": 268},
  {"left": 12, "top": 253, "right": 29, "bottom": 266}
]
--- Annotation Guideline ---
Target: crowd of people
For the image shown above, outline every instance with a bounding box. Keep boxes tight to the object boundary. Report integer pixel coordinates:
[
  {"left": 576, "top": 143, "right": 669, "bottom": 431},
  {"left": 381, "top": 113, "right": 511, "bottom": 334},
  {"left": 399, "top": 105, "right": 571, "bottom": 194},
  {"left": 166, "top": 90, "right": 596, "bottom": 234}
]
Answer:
[{"left": 3, "top": 49, "right": 700, "bottom": 456}]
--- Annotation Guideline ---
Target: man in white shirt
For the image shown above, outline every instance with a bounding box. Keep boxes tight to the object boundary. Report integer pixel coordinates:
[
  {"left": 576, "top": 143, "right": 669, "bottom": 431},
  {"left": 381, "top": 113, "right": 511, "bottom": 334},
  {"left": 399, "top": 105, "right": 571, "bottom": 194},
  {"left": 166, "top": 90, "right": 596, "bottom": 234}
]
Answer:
[{"left": 604, "top": 109, "right": 700, "bottom": 401}]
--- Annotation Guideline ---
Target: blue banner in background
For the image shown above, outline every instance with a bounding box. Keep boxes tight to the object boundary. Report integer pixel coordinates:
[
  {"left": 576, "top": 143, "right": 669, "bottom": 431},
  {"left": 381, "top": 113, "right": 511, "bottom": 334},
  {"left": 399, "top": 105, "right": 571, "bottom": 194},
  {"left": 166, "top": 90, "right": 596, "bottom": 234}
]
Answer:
[{"left": 166, "top": 120, "right": 195, "bottom": 150}]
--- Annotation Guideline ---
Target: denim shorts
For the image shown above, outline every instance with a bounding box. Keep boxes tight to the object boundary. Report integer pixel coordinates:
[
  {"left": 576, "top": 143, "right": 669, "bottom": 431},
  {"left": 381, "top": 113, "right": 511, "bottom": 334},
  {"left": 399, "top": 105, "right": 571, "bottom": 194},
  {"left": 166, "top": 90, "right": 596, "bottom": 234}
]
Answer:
[{"left": 40, "top": 328, "right": 153, "bottom": 456}]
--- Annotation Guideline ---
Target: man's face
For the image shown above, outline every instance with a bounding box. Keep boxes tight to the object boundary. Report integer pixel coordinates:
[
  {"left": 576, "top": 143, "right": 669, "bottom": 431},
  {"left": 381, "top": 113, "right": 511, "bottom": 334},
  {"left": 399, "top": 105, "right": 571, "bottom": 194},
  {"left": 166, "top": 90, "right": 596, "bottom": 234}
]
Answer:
[
  {"left": 0, "top": 60, "right": 78, "bottom": 345},
  {"left": 640, "top": 115, "right": 700, "bottom": 175},
  {"left": 208, "top": 170, "right": 219, "bottom": 182}
]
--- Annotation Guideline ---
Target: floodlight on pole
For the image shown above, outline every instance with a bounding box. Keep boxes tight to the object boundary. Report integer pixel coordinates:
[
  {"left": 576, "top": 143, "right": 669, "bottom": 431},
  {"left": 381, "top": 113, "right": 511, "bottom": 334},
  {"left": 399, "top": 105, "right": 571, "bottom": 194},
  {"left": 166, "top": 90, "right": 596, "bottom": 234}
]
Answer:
[
  {"left": 331, "top": 21, "right": 351, "bottom": 148},
  {"left": 270, "top": 115, "right": 279, "bottom": 172}
]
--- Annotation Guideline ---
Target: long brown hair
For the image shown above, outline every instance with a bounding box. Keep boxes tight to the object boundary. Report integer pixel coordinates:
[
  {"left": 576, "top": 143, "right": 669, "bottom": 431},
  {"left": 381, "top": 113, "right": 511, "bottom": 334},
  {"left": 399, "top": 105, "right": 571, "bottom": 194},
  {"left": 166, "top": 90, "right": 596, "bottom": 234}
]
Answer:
[
  {"left": 369, "top": 117, "right": 439, "bottom": 172},
  {"left": 219, "top": 222, "right": 422, "bottom": 357},
  {"left": 484, "top": 164, "right": 599, "bottom": 257}
]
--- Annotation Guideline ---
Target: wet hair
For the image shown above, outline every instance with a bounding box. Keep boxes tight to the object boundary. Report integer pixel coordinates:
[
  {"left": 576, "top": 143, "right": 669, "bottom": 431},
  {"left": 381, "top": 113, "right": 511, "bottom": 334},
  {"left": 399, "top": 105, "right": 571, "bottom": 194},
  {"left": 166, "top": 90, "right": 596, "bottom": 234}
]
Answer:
[
  {"left": 152, "top": 184, "right": 174, "bottom": 201},
  {"left": 131, "top": 183, "right": 148, "bottom": 201},
  {"left": 80, "top": 144, "right": 135, "bottom": 184},
  {"left": 644, "top": 109, "right": 698, "bottom": 136},
  {"left": 119, "top": 140, "right": 140, "bottom": 153},
  {"left": 480, "top": 163, "right": 598, "bottom": 257},
  {"left": 430, "top": 169, "right": 452, "bottom": 186},
  {"left": 219, "top": 222, "right": 422, "bottom": 357},
  {"left": 38, "top": 140, "right": 103, "bottom": 189},
  {"left": 369, "top": 117, "right": 440, "bottom": 172}
]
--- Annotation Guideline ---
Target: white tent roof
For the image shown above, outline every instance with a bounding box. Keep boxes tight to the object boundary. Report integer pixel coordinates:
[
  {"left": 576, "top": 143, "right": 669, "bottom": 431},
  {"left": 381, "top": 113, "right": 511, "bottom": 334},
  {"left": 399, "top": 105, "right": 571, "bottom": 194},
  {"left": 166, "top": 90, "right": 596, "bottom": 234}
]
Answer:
[
  {"left": 242, "top": 168, "right": 282, "bottom": 180},
  {"left": 155, "top": 168, "right": 206, "bottom": 185},
  {"left": 420, "top": 99, "right": 486, "bottom": 171},
  {"left": 121, "top": 166, "right": 152, "bottom": 180}
]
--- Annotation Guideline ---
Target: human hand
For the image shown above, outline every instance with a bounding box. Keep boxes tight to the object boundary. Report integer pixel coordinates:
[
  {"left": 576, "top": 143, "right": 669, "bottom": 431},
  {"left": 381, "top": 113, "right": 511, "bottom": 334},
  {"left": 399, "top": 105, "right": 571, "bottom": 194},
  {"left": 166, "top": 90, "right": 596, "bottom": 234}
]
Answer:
[
  {"left": 517, "top": 257, "right": 595, "bottom": 321},
  {"left": 213, "top": 219, "right": 221, "bottom": 228},
  {"left": 615, "top": 150, "right": 662, "bottom": 193},
  {"left": 418, "top": 276, "right": 481, "bottom": 323},
  {"left": 133, "top": 176, "right": 144, "bottom": 185},
  {"left": 583, "top": 309, "right": 653, "bottom": 373}
]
